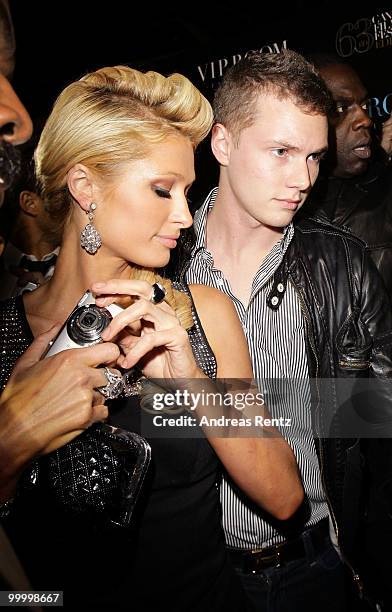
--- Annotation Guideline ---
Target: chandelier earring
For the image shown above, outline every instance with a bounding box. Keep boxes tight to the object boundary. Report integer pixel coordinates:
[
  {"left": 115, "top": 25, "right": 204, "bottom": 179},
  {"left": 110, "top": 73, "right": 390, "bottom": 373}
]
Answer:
[{"left": 80, "top": 202, "right": 102, "bottom": 254}]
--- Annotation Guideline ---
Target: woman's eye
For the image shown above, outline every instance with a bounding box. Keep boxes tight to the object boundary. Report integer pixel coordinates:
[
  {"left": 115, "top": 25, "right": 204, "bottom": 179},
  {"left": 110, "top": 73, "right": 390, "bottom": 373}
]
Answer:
[{"left": 154, "top": 187, "right": 171, "bottom": 199}]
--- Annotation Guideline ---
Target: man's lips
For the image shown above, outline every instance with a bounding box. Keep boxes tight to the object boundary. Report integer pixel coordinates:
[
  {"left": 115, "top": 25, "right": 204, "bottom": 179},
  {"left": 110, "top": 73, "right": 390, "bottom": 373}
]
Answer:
[
  {"left": 353, "top": 142, "right": 371, "bottom": 160},
  {"left": 155, "top": 235, "right": 179, "bottom": 248},
  {"left": 275, "top": 199, "right": 301, "bottom": 211}
]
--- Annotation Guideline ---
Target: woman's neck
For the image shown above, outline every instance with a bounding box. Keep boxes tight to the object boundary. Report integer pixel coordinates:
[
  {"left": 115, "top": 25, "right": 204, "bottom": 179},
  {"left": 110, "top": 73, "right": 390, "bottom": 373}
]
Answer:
[{"left": 23, "top": 223, "right": 134, "bottom": 334}]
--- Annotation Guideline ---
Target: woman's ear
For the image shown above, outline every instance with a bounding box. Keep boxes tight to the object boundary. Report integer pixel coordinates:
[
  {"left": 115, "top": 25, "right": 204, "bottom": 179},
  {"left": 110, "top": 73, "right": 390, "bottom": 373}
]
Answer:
[
  {"left": 211, "top": 123, "right": 232, "bottom": 166},
  {"left": 67, "top": 164, "right": 96, "bottom": 213}
]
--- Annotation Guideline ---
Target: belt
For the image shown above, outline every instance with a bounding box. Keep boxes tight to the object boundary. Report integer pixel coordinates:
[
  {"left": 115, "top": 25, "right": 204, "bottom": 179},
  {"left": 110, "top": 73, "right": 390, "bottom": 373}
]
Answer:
[{"left": 227, "top": 517, "right": 330, "bottom": 574}]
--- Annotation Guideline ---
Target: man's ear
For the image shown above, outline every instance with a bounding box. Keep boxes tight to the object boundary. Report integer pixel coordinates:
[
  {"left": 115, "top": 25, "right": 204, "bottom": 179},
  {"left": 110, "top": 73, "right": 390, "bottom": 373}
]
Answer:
[
  {"left": 67, "top": 164, "right": 96, "bottom": 213},
  {"left": 19, "top": 191, "right": 40, "bottom": 216},
  {"left": 211, "top": 123, "right": 232, "bottom": 166}
]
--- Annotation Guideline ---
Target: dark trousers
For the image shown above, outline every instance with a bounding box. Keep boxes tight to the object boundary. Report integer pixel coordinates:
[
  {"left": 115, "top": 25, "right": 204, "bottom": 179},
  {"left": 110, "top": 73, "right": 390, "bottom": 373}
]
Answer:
[{"left": 229, "top": 532, "right": 347, "bottom": 612}]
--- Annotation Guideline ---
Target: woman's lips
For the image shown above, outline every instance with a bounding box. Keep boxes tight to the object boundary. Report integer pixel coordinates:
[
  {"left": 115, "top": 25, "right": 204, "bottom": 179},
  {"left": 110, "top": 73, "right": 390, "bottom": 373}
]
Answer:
[{"left": 155, "top": 236, "right": 178, "bottom": 248}]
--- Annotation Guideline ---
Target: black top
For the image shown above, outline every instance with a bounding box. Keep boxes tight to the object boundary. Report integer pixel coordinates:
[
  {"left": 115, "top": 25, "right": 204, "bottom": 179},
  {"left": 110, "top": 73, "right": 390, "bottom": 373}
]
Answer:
[{"left": 0, "top": 290, "right": 246, "bottom": 611}]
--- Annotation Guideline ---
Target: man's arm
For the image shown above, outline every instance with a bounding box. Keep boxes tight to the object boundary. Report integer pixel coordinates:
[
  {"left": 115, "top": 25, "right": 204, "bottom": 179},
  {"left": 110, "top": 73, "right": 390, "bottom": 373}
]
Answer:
[{"left": 0, "top": 326, "right": 120, "bottom": 502}]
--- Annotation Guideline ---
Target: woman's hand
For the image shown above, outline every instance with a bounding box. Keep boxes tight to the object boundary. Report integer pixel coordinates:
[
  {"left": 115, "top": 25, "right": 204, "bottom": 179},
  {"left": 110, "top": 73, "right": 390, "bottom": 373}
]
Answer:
[{"left": 91, "top": 279, "right": 201, "bottom": 382}]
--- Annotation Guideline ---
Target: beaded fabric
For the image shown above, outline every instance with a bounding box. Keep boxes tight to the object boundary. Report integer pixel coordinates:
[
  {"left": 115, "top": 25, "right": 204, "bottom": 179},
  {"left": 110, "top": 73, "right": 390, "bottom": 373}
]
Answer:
[
  {"left": 173, "top": 280, "right": 217, "bottom": 380},
  {"left": 0, "top": 295, "right": 33, "bottom": 391}
]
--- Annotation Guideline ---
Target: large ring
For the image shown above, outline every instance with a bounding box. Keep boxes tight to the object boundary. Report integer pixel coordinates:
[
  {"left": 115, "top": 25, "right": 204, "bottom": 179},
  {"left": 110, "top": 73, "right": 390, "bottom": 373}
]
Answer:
[
  {"left": 97, "top": 367, "right": 125, "bottom": 399},
  {"left": 150, "top": 282, "right": 166, "bottom": 305}
]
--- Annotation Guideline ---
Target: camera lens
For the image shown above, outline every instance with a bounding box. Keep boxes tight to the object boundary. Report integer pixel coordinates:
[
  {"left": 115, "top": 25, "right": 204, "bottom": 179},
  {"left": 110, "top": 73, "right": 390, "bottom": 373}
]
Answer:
[
  {"left": 67, "top": 304, "right": 113, "bottom": 346},
  {"left": 80, "top": 311, "right": 98, "bottom": 329}
]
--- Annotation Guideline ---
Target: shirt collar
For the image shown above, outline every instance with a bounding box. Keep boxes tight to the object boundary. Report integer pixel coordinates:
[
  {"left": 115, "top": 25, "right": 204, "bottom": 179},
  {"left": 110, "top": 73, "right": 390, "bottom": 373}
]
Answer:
[
  {"left": 2, "top": 243, "right": 60, "bottom": 272},
  {"left": 192, "top": 186, "right": 294, "bottom": 257}
]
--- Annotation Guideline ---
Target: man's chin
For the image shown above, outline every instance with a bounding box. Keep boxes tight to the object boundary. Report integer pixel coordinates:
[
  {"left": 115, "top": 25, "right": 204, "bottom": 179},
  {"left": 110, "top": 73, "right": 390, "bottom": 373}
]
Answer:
[{"left": 335, "top": 157, "right": 370, "bottom": 179}]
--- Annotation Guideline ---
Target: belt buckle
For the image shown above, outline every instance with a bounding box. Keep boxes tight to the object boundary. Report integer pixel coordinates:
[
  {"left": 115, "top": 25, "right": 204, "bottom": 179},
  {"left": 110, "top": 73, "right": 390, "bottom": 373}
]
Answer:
[{"left": 247, "top": 547, "right": 282, "bottom": 573}]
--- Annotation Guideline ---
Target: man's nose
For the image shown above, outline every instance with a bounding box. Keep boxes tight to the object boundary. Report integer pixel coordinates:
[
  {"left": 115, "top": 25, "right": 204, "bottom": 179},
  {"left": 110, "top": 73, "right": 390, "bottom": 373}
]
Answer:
[
  {"left": 352, "top": 104, "right": 373, "bottom": 132},
  {"left": 0, "top": 74, "right": 33, "bottom": 145}
]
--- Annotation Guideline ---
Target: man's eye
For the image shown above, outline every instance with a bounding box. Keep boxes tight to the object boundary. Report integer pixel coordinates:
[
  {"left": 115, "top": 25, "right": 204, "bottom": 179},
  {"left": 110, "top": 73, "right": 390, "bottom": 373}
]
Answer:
[
  {"left": 335, "top": 103, "right": 347, "bottom": 114},
  {"left": 272, "top": 149, "right": 287, "bottom": 157},
  {"left": 154, "top": 187, "right": 171, "bottom": 199},
  {"left": 361, "top": 100, "right": 370, "bottom": 112},
  {"left": 309, "top": 152, "right": 325, "bottom": 163}
]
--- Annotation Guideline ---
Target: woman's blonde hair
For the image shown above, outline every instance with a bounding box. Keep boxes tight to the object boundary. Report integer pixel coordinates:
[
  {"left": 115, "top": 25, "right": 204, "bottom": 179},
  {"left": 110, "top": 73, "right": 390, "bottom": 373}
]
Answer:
[{"left": 35, "top": 65, "right": 213, "bottom": 329}]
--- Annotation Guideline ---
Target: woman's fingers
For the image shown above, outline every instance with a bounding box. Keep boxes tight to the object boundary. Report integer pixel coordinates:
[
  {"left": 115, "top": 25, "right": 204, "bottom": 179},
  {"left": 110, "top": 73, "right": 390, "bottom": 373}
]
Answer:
[
  {"left": 101, "top": 298, "right": 178, "bottom": 341},
  {"left": 121, "top": 327, "right": 188, "bottom": 369},
  {"left": 92, "top": 279, "right": 153, "bottom": 300}
]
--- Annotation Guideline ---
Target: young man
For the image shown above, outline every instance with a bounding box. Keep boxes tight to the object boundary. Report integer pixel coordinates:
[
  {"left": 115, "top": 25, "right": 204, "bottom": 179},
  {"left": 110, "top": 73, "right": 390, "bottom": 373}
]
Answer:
[
  {"left": 186, "top": 50, "right": 392, "bottom": 611},
  {"left": 302, "top": 53, "right": 392, "bottom": 302}
]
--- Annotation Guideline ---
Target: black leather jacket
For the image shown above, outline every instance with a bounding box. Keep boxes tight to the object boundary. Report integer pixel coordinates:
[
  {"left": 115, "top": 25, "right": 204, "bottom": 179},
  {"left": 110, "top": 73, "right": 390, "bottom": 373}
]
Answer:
[
  {"left": 269, "top": 216, "right": 392, "bottom": 592},
  {"left": 302, "top": 160, "right": 392, "bottom": 301}
]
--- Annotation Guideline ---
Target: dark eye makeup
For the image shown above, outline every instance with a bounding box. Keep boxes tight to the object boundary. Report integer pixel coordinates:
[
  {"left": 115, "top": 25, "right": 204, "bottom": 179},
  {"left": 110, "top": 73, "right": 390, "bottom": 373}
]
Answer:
[{"left": 154, "top": 187, "right": 171, "bottom": 199}]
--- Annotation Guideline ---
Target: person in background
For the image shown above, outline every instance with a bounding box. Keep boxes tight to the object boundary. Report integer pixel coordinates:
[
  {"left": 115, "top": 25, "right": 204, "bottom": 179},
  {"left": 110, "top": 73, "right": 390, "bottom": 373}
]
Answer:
[
  {"left": 302, "top": 53, "right": 392, "bottom": 303},
  {"left": 301, "top": 51, "right": 392, "bottom": 611},
  {"left": 186, "top": 49, "right": 392, "bottom": 612},
  {"left": 0, "top": 142, "right": 61, "bottom": 298}
]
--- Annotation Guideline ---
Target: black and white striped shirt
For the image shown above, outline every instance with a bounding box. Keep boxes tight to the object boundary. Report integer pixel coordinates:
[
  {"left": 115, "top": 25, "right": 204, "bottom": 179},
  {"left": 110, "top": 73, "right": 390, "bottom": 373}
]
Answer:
[{"left": 186, "top": 188, "right": 329, "bottom": 549}]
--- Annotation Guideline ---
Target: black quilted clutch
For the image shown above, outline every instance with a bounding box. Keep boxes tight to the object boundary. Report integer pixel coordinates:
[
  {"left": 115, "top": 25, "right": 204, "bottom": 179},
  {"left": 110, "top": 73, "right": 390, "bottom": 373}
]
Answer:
[{"left": 19, "top": 423, "right": 151, "bottom": 529}]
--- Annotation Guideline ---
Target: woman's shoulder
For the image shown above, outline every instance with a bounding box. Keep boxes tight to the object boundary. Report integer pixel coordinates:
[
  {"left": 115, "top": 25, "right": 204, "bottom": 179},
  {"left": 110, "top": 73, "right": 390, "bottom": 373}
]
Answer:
[
  {"left": 187, "top": 283, "right": 252, "bottom": 379},
  {"left": 188, "top": 283, "right": 236, "bottom": 313}
]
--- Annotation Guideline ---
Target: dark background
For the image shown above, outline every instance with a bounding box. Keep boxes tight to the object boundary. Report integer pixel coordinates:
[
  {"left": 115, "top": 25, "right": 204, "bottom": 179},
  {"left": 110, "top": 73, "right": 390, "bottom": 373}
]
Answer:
[{"left": 9, "top": 1, "right": 392, "bottom": 203}]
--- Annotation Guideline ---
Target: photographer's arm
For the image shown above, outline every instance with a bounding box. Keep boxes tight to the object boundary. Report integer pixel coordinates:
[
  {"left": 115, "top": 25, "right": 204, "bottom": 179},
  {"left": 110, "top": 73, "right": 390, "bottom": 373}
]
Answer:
[{"left": 0, "top": 327, "right": 119, "bottom": 503}]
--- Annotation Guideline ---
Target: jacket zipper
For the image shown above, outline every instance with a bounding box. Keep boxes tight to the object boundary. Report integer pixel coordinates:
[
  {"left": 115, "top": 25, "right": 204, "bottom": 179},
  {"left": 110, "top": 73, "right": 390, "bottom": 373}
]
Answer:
[{"left": 289, "top": 274, "right": 364, "bottom": 598}]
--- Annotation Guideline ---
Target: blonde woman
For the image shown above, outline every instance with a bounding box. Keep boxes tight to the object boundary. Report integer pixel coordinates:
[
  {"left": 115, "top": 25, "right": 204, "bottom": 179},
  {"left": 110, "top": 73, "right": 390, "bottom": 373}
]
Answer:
[{"left": 0, "top": 66, "right": 302, "bottom": 610}]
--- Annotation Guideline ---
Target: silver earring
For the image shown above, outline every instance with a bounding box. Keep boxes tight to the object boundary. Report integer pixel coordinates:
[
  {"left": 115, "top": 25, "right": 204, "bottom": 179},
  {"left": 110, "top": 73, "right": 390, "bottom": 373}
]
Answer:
[{"left": 80, "top": 202, "right": 102, "bottom": 254}]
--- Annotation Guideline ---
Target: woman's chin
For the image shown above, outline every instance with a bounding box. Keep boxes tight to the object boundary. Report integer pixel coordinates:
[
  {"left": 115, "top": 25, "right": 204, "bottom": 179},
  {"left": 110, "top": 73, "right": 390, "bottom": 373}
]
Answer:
[{"left": 129, "top": 253, "right": 171, "bottom": 269}]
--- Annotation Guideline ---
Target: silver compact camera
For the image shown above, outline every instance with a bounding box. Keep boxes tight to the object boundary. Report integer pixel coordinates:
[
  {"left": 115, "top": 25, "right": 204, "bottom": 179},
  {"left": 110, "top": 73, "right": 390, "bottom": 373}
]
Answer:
[{"left": 44, "top": 290, "right": 124, "bottom": 357}]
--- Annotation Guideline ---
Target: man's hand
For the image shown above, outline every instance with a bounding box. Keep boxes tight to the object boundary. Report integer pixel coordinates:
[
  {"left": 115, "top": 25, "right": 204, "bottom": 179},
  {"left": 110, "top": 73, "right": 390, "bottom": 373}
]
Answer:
[{"left": 380, "top": 115, "right": 392, "bottom": 157}]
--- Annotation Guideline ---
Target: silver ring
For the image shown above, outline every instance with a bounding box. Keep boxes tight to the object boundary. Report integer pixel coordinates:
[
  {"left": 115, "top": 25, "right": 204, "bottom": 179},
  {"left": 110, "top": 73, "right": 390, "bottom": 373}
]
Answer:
[
  {"left": 150, "top": 282, "right": 166, "bottom": 305},
  {"left": 97, "top": 367, "right": 125, "bottom": 399}
]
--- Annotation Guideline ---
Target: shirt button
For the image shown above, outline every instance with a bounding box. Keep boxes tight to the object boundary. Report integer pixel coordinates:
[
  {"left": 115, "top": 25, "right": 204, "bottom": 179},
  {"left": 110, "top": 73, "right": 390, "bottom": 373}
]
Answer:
[
  {"left": 217, "top": 278, "right": 224, "bottom": 286},
  {"left": 277, "top": 283, "right": 284, "bottom": 293},
  {"left": 271, "top": 296, "right": 279, "bottom": 306}
]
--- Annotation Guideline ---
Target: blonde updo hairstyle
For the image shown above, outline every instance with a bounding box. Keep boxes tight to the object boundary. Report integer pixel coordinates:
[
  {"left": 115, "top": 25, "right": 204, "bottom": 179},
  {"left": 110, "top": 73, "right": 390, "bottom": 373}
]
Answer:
[{"left": 35, "top": 65, "right": 214, "bottom": 329}]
